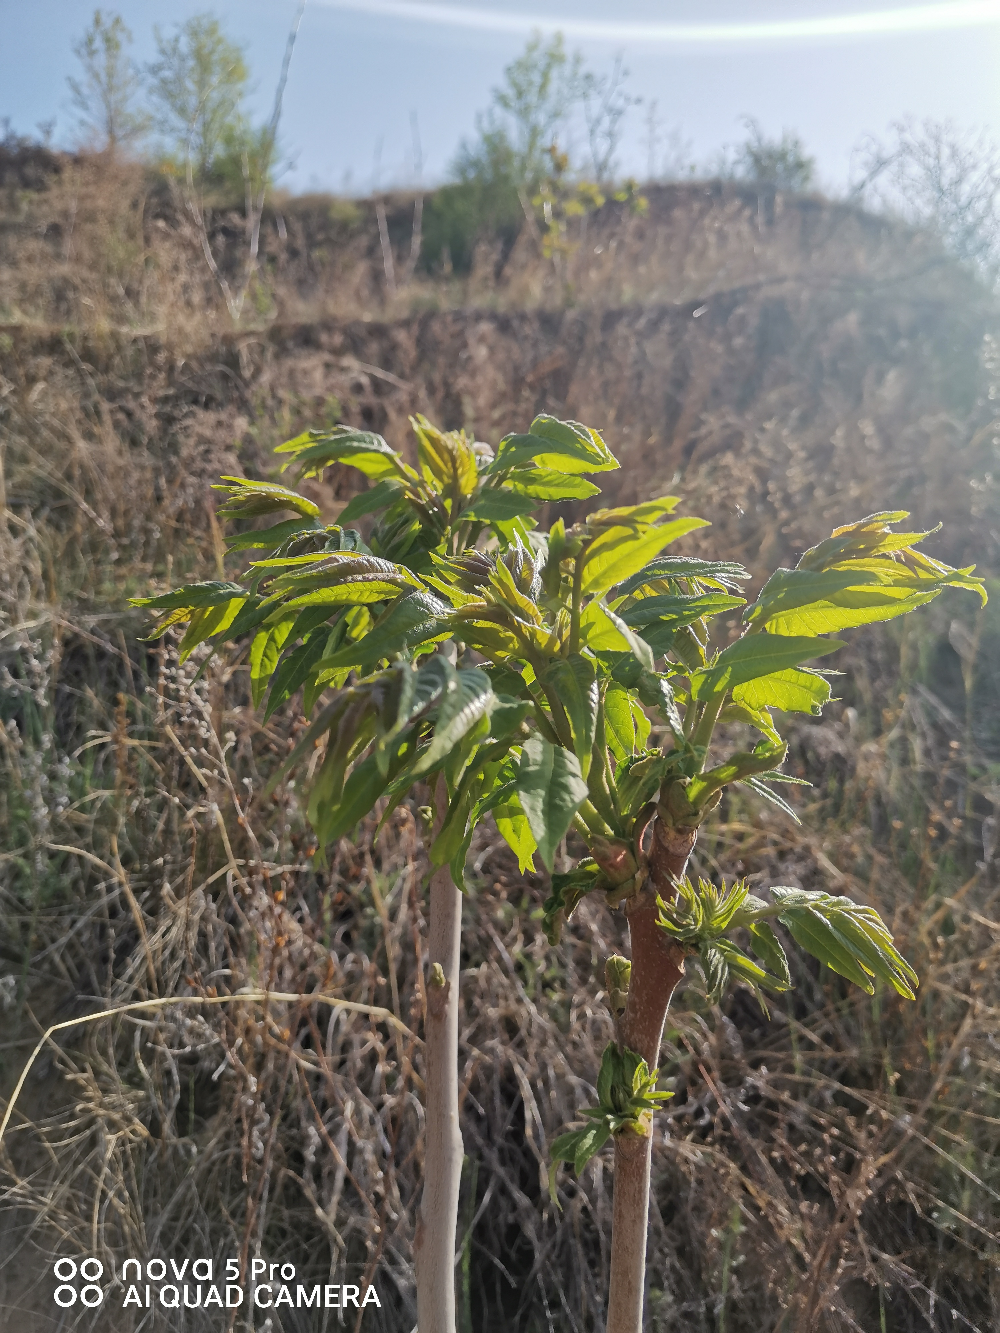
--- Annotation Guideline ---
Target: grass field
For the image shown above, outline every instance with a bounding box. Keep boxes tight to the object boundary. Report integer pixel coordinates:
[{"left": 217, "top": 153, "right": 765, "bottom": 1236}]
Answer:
[{"left": 1, "top": 145, "right": 999, "bottom": 1331}]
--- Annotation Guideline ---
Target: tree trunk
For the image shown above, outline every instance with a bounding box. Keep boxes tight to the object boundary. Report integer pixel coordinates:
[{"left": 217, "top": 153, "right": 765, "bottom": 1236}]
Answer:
[
  {"left": 606, "top": 818, "right": 695, "bottom": 1333},
  {"left": 414, "top": 776, "right": 463, "bottom": 1333}
]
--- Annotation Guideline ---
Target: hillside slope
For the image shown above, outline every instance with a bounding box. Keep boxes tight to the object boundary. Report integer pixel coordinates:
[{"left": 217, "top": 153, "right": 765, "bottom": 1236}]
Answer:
[{"left": 2, "top": 157, "right": 999, "bottom": 1333}]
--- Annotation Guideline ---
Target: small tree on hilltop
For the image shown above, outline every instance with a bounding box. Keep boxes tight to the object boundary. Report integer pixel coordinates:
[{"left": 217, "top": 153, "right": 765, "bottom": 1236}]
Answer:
[
  {"left": 135, "top": 415, "right": 984, "bottom": 1333},
  {"left": 147, "top": 14, "right": 250, "bottom": 183},
  {"left": 68, "top": 9, "right": 149, "bottom": 154},
  {"left": 731, "top": 115, "right": 815, "bottom": 192}
]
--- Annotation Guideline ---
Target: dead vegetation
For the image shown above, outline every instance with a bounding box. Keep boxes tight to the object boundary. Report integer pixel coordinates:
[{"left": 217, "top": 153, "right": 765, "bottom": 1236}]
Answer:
[
  {"left": 1, "top": 147, "right": 1000, "bottom": 1331},
  {"left": 0, "top": 142, "right": 975, "bottom": 343}
]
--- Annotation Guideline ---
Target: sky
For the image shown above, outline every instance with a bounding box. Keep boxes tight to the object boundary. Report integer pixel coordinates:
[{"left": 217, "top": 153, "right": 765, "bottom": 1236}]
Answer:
[{"left": 3, "top": 0, "right": 1000, "bottom": 195}]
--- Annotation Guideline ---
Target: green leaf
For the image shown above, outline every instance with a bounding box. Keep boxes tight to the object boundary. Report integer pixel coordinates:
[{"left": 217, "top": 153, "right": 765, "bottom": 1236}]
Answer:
[
  {"left": 761, "top": 888, "right": 918, "bottom": 1000},
  {"left": 795, "top": 511, "right": 919, "bottom": 572},
  {"left": 493, "top": 792, "right": 537, "bottom": 873},
  {"left": 336, "top": 479, "right": 407, "bottom": 524},
  {"left": 305, "top": 714, "right": 374, "bottom": 834},
  {"left": 489, "top": 416, "right": 619, "bottom": 476},
  {"left": 177, "top": 597, "right": 246, "bottom": 662},
  {"left": 699, "top": 944, "right": 730, "bottom": 1003},
  {"left": 314, "top": 750, "right": 388, "bottom": 848},
  {"left": 764, "top": 584, "right": 942, "bottom": 638},
  {"left": 716, "top": 939, "right": 779, "bottom": 987},
  {"left": 412, "top": 415, "right": 479, "bottom": 497},
  {"left": 747, "top": 921, "right": 791, "bottom": 988},
  {"left": 779, "top": 904, "right": 876, "bottom": 993},
  {"left": 719, "top": 700, "right": 782, "bottom": 744},
  {"left": 541, "top": 655, "right": 598, "bottom": 777},
  {"left": 579, "top": 602, "right": 655, "bottom": 671},
  {"left": 430, "top": 782, "right": 482, "bottom": 870},
  {"left": 737, "top": 775, "right": 802, "bottom": 824},
  {"left": 541, "top": 859, "right": 603, "bottom": 943},
  {"left": 604, "top": 683, "right": 637, "bottom": 763},
  {"left": 587, "top": 496, "right": 683, "bottom": 528},
  {"left": 462, "top": 490, "right": 540, "bottom": 522},
  {"left": 275, "top": 582, "right": 407, "bottom": 609},
  {"left": 410, "top": 665, "right": 496, "bottom": 777},
  {"left": 131, "top": 580, "right": 246, "bottom": 614},
  {"left": 213, "top": 477, "right": 321, "bottom": 520},
  {"left": 249, "top": 617, "right": 294, "bottom": 708},
  {"left": 226, "top": 517, "right": 320, "bottom": 552},
  {"left": 746, "top": 568, "right": 880, "bottom": 625},
  {"left": 829, "top": 911, "right": 918, "bottom": 999},
  {"left": 275, "top": 427, "right": 421, "bottom": 484},
  {"left": 501, "top": 469, "right": 601, "bottom": 500},
  {"left": 597, "top": 1043, "right": 618, "bottom": 1107},
  {"left": 615, "top": 753, "right": 669, "bottom": 819},
  {"left": 196, "top": 595, "right": 264, "bottom": 647},
  {"left": 262, "top": 552, "right": 424, "bottom": 601},
  {"left": 582, "top": 517, "right": 710, "bottom": 597},
  {"left": 733, "top": 667, "right": 832, "bottom": 716},
  {"left": 550, "top": 1130, "right": 585, "bottom": 1164},
  {"left": 619, "top": 592, "right": 746, "bottom": 628},
  {"left": 263, "top": 631, "right": 330, "bottom": 720},
  {"left": 318, "top": 525, "right": 374, "bottom": 556},
  {"left": 573, "top": 1122, "right": 612, "bottom": 1174},
  {"left": 617, "top": 556, "right": 751, "bottom": 597},
  {"left": 516, "top": 735, "right": 589, "bottom": 872},
  {"left": 690, "top": 633, "right": 844, "bottom": 700},
  {"left": 530, "top": 415, "right": 618, "bottom": 465},
  {"left": 373, "top": 657, "right": 451, "bottom": 760},
  {"left": 488, "top": 696, "right": 533, "bottom": 741},
  {"left": 636, "top": 670, "right": 683, "bottom": 737},
  {"left": 314, "top": 590, "right": 449, "bottom": 676}
]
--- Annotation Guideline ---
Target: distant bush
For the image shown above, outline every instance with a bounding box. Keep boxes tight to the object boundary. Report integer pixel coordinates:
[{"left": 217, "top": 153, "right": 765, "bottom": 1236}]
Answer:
[
  {"left": 421, "top": 130, "right": 523, "bottom": 274},
  {"left": 854, "top": 118, "right": 1000, "bottom": 285},
  {"left": 421, "top": 33, "right": 636, "bottom": 274},
  {"left": 727, "top": 116, "right": 815, "bottom": 192}
]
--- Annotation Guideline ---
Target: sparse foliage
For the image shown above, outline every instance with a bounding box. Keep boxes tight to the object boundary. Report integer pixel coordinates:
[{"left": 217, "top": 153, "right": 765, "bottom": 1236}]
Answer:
[
  {"left": 428, "top": 34, "right": 641, "bottom": 275},
  {"left": 487, "top": 32, "right": 585, "bottom": 187},
  {"left": 582, "top": 55, "right": 638, "bottom": 184},
  {"left": 67, "top": 9, "right": 148, "bottom": 153},
  {"left": 730, "top": 115, "right": 815, "bottom": 192},
  {"left": 146, "top": 14, "right": 250, "bottom": 182},
  {"left": 148, "top": 6, "right": 302, "bottom": 324},
  {"left": 853, "top": 117, "right": 1000, "bottom": 284}
]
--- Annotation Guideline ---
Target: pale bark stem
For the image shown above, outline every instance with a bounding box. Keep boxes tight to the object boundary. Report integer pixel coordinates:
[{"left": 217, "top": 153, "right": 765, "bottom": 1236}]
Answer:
[
  {"left": 607, "top": 1132, "right": 653, "bottom": 1333},
  {"left": 413, "top": 774, "right": 463, "bottom": 1333}
]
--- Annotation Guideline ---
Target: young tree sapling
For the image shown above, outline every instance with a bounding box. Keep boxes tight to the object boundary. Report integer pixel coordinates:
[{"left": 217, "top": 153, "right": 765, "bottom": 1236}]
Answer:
[{"left": 136, "top": 415, "right": 984, "bottom": 1332}]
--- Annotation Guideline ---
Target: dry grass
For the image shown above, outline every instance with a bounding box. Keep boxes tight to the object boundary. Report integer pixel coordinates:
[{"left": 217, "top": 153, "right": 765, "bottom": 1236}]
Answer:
[
  {"left": 2, "top": 583, "right": 998, "bottom": 1332},
  {"left": 0, "top": 143, "right": 972, "bottom": 347},
  {"left": 1, "top": 149, "right": 1000, "bottom": 1331}
]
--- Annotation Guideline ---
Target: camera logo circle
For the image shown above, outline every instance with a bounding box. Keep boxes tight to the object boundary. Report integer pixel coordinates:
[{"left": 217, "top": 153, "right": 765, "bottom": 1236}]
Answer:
[{"left": 53, "top": 1258, "right": 104, "bottom": 1308}]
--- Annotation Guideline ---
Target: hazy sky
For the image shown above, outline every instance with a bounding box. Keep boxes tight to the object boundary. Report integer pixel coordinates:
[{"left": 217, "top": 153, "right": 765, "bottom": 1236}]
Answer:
[{"left": 4, "top": 1, "right": 1000, "bottom": 194}]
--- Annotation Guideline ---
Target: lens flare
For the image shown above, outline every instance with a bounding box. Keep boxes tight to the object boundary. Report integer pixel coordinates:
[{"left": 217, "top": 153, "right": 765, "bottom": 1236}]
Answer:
[{"left": 312, "top": 0, "right": 1000, "bottom": 44}]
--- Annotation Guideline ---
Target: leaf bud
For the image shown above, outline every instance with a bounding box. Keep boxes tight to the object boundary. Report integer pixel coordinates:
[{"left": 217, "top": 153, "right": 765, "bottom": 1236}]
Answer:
[{"left": 605, "top": 956, "right": 631, "bottom": 1016}]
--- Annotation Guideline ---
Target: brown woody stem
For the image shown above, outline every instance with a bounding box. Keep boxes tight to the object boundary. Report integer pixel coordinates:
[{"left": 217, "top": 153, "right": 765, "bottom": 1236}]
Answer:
[{"left": 606, "top": 816, "right": 695, "bottom": 1333}]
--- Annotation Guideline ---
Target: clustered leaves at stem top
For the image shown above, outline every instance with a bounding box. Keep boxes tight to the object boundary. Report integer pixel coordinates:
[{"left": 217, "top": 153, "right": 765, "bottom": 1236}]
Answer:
[{"left": 133, "top": 410, "right": 985, "bottom": 1047}]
